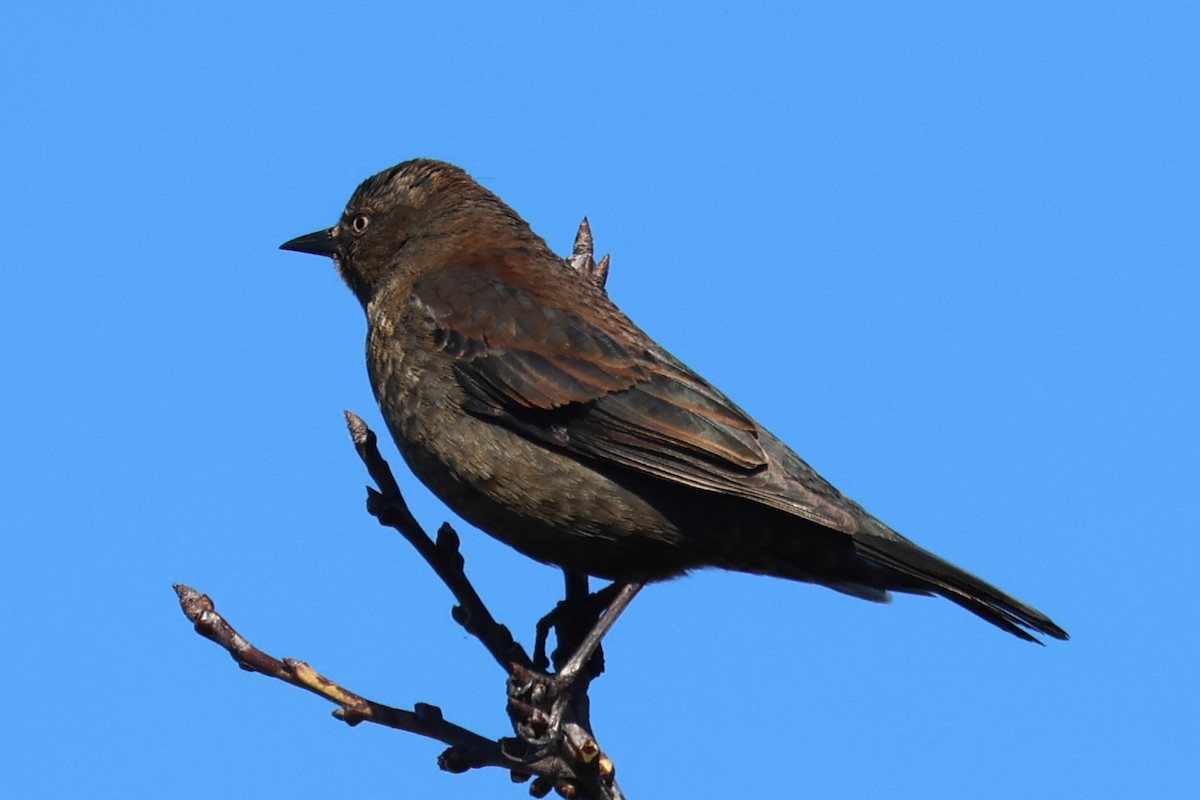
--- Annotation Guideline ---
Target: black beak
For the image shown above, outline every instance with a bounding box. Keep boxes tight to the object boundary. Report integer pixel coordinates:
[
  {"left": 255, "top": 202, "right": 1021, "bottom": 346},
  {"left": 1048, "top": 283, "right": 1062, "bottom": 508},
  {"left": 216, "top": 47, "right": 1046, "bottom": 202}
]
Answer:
[{"left": 280, "top": 228, "right": 338, "bottom": 257}]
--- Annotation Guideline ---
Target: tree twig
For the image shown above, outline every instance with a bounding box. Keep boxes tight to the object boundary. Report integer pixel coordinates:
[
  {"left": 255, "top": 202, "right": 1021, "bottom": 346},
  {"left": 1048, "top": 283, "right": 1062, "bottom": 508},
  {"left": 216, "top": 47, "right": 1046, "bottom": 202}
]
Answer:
[
  {"left": 344, "top": 410, "right": 533, "bottom": 674},
  {"left": 175, "top": 218, "right": 628, "bottom": 799},
  {"left": 172, "top": 584, "right": 522, "bottom": 772}
]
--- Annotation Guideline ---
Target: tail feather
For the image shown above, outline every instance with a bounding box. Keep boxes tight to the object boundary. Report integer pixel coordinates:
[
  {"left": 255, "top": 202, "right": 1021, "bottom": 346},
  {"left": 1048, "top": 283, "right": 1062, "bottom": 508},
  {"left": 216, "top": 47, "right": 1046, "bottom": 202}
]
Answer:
[{"left": 853, "top": 533, "right": 1069, "bottom": 644}]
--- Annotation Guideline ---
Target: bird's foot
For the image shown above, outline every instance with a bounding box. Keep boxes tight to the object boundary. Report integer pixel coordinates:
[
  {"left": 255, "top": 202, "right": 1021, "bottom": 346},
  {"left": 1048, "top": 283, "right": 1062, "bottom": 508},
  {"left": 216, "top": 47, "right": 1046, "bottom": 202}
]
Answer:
[
  {"left": 533, "top": 582, "right": 625, "bottom": 675},
  {"left": 506, "top": 662, "right": 565, "bottom": 747},
  {"left": 504, "top": 662, "right": 605, "bottom": 779}
]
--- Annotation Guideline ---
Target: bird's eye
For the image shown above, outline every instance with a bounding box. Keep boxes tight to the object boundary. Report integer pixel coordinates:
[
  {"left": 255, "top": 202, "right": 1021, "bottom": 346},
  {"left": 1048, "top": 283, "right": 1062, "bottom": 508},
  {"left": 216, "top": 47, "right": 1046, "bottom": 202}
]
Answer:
[{"left": 351, "top": 214, "right": 370, "bottom": 233}]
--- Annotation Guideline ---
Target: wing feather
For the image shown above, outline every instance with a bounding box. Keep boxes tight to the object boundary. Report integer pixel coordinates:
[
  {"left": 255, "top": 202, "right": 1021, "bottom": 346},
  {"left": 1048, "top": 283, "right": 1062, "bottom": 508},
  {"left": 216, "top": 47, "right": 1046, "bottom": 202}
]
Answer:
[{"left": 415, "top": 265, "right": 769, "bottom": 478}]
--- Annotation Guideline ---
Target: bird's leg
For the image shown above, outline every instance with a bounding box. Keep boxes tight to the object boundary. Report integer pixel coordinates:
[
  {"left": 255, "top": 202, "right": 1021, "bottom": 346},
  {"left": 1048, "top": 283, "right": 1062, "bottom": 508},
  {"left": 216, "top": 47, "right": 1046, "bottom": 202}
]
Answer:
[
  {"left": 551, "top": 581, "right": 641, "bottom": 688},
  {"left": 533, "top": 571, "right": 587, "bottom": 671},
  {"left": 533, "top": 573, "right": 624, "bottom": 674}
]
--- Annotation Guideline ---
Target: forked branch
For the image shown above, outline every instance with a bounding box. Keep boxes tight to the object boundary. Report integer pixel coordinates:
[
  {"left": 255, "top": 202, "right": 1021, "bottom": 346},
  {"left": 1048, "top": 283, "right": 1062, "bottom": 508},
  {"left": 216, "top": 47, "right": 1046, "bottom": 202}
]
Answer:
[{"left": 175, "top": 219, "right": 627, "bottom": 799}]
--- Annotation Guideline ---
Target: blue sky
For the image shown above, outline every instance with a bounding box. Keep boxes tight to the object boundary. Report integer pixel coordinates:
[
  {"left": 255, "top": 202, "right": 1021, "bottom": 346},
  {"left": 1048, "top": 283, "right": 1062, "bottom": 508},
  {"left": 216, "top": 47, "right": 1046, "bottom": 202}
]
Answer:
[{"left": 3, "top": 2, "right": 1197, "bottom": 797}]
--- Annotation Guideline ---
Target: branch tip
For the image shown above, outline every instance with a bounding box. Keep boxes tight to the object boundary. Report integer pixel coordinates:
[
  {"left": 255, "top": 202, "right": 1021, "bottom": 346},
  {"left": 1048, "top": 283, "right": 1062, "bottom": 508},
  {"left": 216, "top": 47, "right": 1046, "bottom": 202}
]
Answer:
[
  {"left": 593, "top": 254, "right": 611, "bottom": 288},
  {"left": 572, "top": 217, "right": 593, "bottom": 257},
  {"left": 173, "top": 583, "right": 213, "bottom": 617},
  {"left": 343, "top": 410, "right": 370, "bottom": 445}
]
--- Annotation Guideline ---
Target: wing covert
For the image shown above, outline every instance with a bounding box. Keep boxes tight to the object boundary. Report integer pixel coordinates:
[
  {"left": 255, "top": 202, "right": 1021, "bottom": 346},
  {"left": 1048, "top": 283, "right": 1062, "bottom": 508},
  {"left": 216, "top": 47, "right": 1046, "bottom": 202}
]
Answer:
[{"left": 412, "top": 266, "right": 770, "bottom": 479}]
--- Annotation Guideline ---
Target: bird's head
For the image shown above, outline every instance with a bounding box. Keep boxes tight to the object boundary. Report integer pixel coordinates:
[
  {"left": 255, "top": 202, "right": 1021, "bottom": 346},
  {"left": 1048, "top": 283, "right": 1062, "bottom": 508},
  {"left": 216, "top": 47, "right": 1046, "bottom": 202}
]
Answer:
[{"left": 281, "top": 159, "right": 538, "bottom": 307}]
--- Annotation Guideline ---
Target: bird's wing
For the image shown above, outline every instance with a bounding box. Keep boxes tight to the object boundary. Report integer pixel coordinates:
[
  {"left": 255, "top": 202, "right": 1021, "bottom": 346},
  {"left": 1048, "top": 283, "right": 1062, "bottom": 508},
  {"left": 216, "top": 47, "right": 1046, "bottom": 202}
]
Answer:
[{"left": 410, "top": 264, "right": 857, "bottom": 531}]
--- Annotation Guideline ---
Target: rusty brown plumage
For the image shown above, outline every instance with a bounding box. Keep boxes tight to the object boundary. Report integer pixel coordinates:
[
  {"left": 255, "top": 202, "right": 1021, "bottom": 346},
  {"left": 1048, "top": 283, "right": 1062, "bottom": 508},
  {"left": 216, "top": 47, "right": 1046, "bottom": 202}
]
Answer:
[{"left": 281, "top": 158, "right": 1067, "bottom": 644}]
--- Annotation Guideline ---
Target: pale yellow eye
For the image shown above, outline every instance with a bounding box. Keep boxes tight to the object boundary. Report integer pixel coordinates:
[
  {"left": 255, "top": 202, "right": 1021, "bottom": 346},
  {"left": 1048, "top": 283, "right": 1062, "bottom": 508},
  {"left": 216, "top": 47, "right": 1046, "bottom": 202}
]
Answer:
[{"left": 351, "top": 214, "right": 370, "bottom": 233}]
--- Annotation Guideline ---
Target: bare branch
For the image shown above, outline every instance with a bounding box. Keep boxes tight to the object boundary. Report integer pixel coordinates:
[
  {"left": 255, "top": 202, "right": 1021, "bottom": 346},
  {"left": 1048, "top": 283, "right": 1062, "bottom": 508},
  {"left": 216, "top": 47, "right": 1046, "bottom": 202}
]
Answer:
[
  {"left": 173, "top": 582, "right": 624, "bottom": 794},
  {"left": 339, "top": 414, "right": 627, "bottom": 798},
  {"left": 172, "top": 584, "right": 516, "bottom": 770},
  {"left": 177, "top": 219, "right": 630, "bottom": 798},
  {"left": 344, "top": 411, "right": 533, "bottom": 674}
]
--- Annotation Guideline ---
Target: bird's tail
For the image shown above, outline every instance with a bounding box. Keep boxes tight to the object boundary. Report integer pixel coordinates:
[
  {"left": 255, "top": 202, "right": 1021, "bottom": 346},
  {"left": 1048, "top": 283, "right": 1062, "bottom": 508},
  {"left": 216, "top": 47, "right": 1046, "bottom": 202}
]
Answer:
[{"left": 852, "top": 532, "right": 1069, "bottom": 643}]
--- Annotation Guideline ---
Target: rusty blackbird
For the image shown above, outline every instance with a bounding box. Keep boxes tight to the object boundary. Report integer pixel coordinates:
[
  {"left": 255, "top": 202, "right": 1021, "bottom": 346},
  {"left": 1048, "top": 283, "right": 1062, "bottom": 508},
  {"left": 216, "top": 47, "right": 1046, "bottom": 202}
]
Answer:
[{"left": 281, "top": 159, "right": 1067, "bottom": 643}]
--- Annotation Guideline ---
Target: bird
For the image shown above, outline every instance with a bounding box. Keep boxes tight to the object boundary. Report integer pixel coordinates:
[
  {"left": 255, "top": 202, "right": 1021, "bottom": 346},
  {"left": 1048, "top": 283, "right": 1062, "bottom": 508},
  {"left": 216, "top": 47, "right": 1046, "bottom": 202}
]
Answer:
[{"left": 280, "top": 158, "right": 1067, "bottom": 644}]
